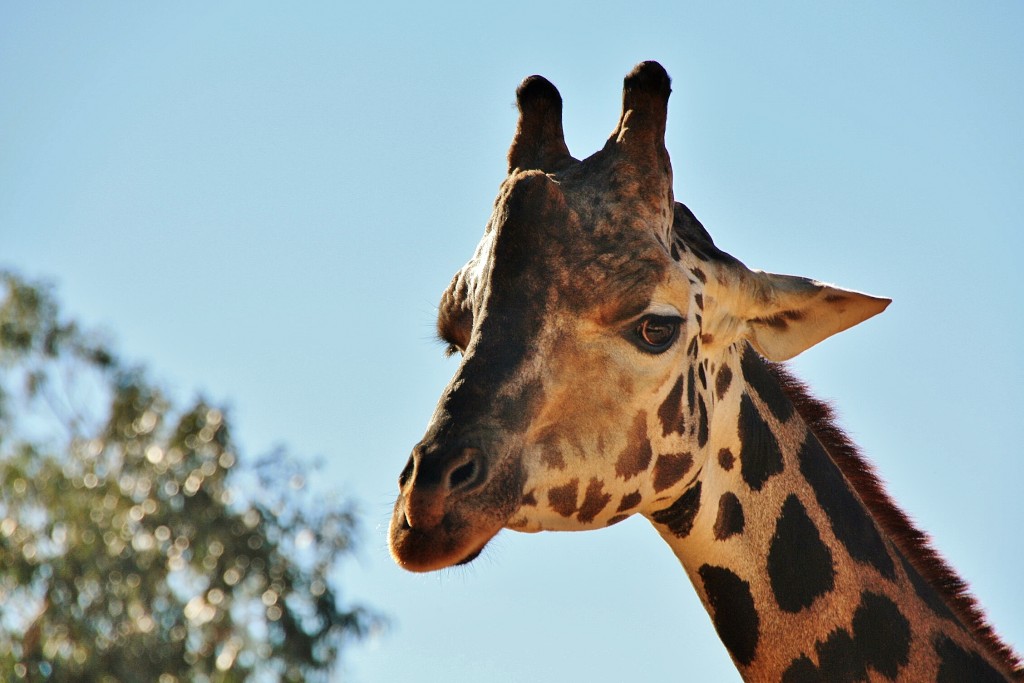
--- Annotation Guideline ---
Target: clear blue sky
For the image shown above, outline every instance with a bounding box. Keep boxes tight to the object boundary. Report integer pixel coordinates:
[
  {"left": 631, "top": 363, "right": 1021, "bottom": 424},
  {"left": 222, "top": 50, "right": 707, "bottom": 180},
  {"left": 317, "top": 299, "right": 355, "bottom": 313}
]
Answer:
[{"left": 2, "top": 2, "right": 1022, "bottom": 681}]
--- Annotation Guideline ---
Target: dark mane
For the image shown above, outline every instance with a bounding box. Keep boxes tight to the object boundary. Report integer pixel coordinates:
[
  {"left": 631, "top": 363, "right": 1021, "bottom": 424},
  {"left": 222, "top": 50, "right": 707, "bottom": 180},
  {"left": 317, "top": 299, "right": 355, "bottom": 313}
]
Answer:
[{"left": 766, "top": 360, "right": 1024, "bottom": 678}]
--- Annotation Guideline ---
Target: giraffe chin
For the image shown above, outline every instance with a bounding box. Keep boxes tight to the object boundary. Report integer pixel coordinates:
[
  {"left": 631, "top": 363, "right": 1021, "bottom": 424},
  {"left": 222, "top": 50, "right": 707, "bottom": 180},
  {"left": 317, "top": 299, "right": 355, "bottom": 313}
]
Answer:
[
  {"left": 454, "top": 547, "right": 484, "bottom": 566},
  {"left": 388, "top": 508, "right": 504, "bottom": 573}
]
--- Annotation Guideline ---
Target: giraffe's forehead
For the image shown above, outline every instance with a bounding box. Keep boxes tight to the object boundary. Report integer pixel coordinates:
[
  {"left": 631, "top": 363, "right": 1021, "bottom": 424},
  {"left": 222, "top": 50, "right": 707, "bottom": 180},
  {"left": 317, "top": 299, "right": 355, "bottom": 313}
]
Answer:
[{"left": 474, "top": 169, "right": 673, "bottom": 316}]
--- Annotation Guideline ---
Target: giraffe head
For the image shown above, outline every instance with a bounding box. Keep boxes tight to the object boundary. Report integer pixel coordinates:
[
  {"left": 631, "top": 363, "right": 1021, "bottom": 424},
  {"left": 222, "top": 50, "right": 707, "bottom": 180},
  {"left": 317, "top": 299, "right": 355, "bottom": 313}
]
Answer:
[{"left": 389, "top": 62, "right": 889, "bottom": 572}]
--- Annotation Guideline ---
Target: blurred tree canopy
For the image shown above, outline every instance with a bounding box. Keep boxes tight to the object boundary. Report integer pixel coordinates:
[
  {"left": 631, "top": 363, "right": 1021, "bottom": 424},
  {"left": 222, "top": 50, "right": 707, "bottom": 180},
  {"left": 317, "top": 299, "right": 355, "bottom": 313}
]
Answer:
[{"left": 0, "top": 272, "right": 378, "bottom": 682}]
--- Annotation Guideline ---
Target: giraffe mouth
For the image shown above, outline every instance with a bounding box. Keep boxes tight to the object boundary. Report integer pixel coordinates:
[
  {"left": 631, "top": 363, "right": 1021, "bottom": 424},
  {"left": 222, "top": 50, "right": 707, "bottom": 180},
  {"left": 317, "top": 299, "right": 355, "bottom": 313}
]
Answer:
[
  {"left": 388, "top": 512, "right": 504, "bottom": 573},
  {"left": 388, "top": 478, "right": 515, "bottom": 573},
  {"left": 390, "top": 440, "right": 526, "bottom": 572}
]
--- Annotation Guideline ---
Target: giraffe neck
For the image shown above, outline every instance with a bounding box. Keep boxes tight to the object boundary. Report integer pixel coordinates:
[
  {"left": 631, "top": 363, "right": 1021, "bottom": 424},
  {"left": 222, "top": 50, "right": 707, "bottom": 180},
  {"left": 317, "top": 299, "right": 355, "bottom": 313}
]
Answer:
[{"left": 645, "top": 346, "right": 1020, "bottom": 682}]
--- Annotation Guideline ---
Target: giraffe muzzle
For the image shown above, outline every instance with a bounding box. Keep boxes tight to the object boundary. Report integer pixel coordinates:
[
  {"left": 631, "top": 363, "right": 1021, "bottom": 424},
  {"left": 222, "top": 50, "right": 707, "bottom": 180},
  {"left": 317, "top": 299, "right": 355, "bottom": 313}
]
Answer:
[
  {"left": 399, "top": 445, "right": 487, "bottom": 530},
  {"left": 390, "top": 437, "right": 526, "bottom": 572}
]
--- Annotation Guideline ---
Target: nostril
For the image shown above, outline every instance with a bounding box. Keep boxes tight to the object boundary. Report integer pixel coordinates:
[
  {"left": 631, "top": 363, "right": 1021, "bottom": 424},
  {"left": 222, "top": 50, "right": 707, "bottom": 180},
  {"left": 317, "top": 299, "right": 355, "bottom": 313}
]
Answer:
[
  {"left": 446, "top": 448, "right": 485, "bottom": 492},
  {"left": 448, "top": 459, "right": 478, "bottom": 490},
  {"left": 398, "top": 455, "right": 414, "bottom": 488}
]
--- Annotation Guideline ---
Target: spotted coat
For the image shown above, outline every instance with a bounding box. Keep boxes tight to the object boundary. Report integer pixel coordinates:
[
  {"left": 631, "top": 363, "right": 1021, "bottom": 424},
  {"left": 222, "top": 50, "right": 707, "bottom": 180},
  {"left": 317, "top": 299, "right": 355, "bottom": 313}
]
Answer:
[{"left": 389, "top": 62, "right": 1023, "bottom": 681}]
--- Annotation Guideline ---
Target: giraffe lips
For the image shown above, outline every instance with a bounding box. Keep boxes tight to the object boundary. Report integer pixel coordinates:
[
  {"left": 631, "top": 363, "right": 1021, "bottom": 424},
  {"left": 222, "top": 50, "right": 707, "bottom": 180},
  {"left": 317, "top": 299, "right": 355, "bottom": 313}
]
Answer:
[
  {"left": 389, "top": 447, "right": 526, "bottom": 572},
  {"left": 388, "top": 497, "right": 506, "bottom": 573},
  {"left": 388, "top": 522, "right": 500, "bottom": 572}
]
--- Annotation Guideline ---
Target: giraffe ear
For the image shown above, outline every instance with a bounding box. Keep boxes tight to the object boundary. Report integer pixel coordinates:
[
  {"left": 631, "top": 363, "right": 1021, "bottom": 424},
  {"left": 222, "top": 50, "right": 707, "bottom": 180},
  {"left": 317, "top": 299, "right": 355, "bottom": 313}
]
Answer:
[{"left": 706, "top": 270, "right": 891, "bottom": 362}]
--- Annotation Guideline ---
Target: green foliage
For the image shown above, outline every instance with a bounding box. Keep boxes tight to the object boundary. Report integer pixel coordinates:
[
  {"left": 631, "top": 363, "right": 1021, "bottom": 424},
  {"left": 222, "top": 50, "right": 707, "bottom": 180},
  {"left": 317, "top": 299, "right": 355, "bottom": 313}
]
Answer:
[{"left": 0, "top": 273, "right": 378, "bottom": 682}]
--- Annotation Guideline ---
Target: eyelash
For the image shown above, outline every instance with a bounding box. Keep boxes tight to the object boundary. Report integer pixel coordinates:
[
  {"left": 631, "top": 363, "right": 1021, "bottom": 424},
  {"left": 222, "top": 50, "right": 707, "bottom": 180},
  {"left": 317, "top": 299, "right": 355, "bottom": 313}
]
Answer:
[{"left": 629, "top": 314, "right": 683, "bottom": 354}]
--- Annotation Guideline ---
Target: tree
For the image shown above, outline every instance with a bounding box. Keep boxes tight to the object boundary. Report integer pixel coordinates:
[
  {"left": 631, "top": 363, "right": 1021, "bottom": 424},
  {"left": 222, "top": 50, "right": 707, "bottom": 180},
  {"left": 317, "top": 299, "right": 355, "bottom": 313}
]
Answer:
[{"left": 0, "top": 272, "right": 378, "bottom": 682}]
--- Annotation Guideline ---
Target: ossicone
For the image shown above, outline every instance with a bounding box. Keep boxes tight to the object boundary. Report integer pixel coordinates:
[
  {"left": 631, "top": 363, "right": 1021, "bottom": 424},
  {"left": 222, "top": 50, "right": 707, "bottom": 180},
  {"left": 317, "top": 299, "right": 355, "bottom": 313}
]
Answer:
[
  {"left": 507, "top": 75, "right": 573, "bottom": 174},
  {"left": 612, "top": 60, "right": 672, "bottom": 151}
]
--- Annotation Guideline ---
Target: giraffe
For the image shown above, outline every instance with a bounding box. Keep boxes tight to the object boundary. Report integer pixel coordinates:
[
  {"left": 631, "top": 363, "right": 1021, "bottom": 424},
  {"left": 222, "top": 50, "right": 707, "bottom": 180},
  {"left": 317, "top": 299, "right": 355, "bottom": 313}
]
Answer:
[{"left": 388, "top": 62, "right": 1023, "bottom": 681}]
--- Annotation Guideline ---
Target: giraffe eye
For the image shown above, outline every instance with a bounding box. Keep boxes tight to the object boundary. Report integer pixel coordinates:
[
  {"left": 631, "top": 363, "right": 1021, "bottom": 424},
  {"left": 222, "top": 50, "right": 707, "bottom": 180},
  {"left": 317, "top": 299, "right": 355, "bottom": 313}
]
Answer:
[{"left": 631, "top": 315, "right": 682, "bottom": 354}]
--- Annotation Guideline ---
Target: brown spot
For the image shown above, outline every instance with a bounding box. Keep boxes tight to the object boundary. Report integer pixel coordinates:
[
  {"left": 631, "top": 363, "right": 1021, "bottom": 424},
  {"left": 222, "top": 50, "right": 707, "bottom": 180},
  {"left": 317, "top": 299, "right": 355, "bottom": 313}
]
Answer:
[
  {"left": 716, "top": 364, "right": 733, "bottom": 401},
  {"left": 653, "top": 452, "right": 693, "bottom": 493},
  {"left": 657, "top": 376, "right": 686, "bottom": 436},
  {"left": 521, "top": 490, "right": 537, "bottom": 506},
  {"left": 701, "top": 333, "right": 715, "bottom": 345},
  {"left": 540, "top": 444, "right": 566, "bottom": 470},
  {"left": 547, "top": 478, "right": 579, "bottom": 517},
  {"left": 697, "top": 396, "right": 709, "bottom": 447},
  {"left": 692, "top": 267, "right": 707, "bottom": 283},
  {"left": 606, "top": 514, "right": 628, "bottom": 526},
  {"left": 694, "top": 293, "right": 704, "bottom": 310},
  {"left": 714, "top": 492, "right": 745, "bottom": 540},
  {"left": 615, "top": 411, "right": 653, "bottom": 479},
  {"left": 718, "top": 448, "right": 735, "bottom": 471},
  {"left": 824, "top": 293, "right": 849, "bottom": 303},
  {"left": 650, "top": 481, "right": 702, "bottom": 538},
  {"left": 617, "top": 490, "right": 642, "bottom": 512},
  {"left": 738, "top": 393, "right": 785, "bottom": 491},
  {"left": 577, "top": 478, "right": 612, "bottom": 523},
  {"left": 687, "top": 367, "right": 696, "bottom": 408},
  {"left": 782, "top": 309, "right": 805, "bottom": 321}
]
